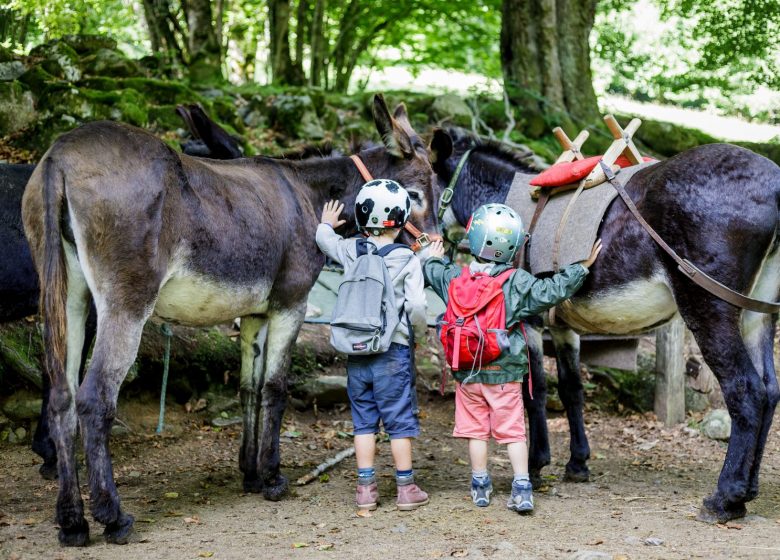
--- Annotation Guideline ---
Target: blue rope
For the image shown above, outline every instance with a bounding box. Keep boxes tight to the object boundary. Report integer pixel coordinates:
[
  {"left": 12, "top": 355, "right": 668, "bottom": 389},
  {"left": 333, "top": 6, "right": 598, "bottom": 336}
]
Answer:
[{"left": 156, "top": 323, "right": 173, "bottom": 434}]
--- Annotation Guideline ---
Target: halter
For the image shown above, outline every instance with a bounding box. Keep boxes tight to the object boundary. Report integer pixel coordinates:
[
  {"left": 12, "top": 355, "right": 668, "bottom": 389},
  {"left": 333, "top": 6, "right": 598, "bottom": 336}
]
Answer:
[
  {"left": 437, "top": 148, "right": 473, "bottom": 223},
  {"left": 349, "top": 154, "right": 440, "bottom": 252}
]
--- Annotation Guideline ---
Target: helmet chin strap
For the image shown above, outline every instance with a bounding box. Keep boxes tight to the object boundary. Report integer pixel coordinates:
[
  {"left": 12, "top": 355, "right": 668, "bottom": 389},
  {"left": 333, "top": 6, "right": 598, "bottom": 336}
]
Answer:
[{"left": 349, "top": 154, "right": 440, "bottom": 252}]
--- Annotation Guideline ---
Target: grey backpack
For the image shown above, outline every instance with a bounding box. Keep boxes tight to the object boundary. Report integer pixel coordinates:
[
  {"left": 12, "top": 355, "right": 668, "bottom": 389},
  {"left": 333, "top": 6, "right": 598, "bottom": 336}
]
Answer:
[{"left": 330, "top": 239, "right": 411, "bottom": 355}]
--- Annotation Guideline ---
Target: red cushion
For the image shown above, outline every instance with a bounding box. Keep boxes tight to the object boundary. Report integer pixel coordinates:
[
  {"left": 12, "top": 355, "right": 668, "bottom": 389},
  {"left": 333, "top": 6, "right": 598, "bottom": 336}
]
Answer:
[{"left": 530, "top": 155, "right": 655, "bottom": 187}]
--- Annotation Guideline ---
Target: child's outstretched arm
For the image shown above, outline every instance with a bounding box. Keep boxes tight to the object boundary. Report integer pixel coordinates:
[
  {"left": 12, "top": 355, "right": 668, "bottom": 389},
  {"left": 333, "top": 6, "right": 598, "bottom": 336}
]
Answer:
[
  {"left": 510, "top": 240, "right": 602, "bottom": 318},
  {"left": 421, "top": 240, "right": 460, "bottom": 303},
  {"left": 315, "top": 199, "right": 350, "bottom": 265}
]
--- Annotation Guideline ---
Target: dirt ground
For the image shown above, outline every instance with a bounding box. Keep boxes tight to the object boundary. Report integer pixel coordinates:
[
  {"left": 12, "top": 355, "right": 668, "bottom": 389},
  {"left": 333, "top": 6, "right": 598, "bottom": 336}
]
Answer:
[{"left": 1, "top": 392, "right": 779, "bottom": 560}]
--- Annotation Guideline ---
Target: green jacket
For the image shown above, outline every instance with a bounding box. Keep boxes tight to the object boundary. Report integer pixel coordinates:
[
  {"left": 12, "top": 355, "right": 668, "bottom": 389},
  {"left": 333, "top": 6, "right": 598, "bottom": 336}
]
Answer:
[{"left": 423, "top": 258, "right": 589, "bottom": 384}]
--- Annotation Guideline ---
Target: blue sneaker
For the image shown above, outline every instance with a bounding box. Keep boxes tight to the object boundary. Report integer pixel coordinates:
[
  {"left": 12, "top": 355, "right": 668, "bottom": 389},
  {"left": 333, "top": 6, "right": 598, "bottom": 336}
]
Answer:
[
  {"left": 471, "top": 476, "right": 493, "bottom": 507},
  {"left": 507, "top": 480, "right": 534, "bottom": 514}
]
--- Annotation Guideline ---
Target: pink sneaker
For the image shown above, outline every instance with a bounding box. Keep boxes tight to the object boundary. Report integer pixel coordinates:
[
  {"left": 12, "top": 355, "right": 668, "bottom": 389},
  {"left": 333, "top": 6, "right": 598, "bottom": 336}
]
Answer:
[
  {"left": 396, "top": 483, "right": 429, "bottom": 511},
  {"left": 356, "top": 482, "right": 379, "bottom": 510}
]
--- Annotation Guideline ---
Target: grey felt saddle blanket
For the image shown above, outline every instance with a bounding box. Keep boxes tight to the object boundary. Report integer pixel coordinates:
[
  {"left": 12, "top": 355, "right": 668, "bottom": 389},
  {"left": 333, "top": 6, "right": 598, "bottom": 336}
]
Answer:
[{"left": 505, "top": 163, "right": 655, "bottom": 275}]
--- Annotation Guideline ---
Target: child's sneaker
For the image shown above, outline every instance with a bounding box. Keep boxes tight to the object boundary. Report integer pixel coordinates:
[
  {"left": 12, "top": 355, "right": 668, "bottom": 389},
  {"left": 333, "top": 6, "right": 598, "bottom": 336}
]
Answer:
[
  {"left": 471, "top": 476, "right": 493, "bottom": 507},
  {"left": 356, "top": 482, "right": 379, "bottom": 510},
  {"left": 396, "top": 483, "right": 429, "bottom": 511},
  {"left": 507, "top": 480, "right": 533, "bottom": 514}
]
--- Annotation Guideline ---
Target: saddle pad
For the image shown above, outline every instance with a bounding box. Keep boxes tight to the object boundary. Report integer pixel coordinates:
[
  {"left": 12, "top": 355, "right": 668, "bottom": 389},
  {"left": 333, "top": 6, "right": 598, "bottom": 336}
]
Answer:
[{"left": 506, "top": 163, "right": 657, "bottom": 275}]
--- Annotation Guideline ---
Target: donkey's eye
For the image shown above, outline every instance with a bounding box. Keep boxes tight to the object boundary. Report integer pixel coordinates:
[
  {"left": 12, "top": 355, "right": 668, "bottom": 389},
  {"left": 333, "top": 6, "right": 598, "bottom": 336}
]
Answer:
[{"left": 408, "top": 191, "right": 421, "bottom": 202}]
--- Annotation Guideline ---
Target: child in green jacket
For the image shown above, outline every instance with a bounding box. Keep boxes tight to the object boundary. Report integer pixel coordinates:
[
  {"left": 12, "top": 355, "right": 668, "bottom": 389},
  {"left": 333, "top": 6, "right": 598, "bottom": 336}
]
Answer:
[{"left": 424, "top": 203, "right": 601, "bottom": 513}]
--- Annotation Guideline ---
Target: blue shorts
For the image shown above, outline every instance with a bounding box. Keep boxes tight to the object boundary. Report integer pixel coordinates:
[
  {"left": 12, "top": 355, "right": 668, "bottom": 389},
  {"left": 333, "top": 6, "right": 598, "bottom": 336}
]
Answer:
[{"left": 347, "top": 343, "right": 419, "bottom": 439}]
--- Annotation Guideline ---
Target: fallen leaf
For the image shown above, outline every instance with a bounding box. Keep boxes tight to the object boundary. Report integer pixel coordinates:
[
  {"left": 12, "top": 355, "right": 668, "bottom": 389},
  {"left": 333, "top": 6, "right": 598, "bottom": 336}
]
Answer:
[
  {"left": 317, "top": 543, "right": 334, "bottom": 551},
  {"left": 725, "top": 522, "right": 743, "bottom": 530},
  {"left": 356, "top": 509, "right": 373, "bottom": 518},
  {"left": 198, "top": 552, "right": 214, "bottom": 558},
  {"left": 455, "top": 458, "right": 469, "bottom": 466},
  {"left": 587, "top": 539, "right": 604, "bottom": 546},
  {"left": 292, "top": 542, "right": 309, "bottom": 548},
  {"left": 450, "top": 549, "right": 468, "bottom": 558},
  {"left": 164, "top": 492, "right": 179, "bottom": 499},
  {"left": 184, "top": 516, "right": 201, "bottom": 524},
  {"left": 319, "top": 473, "right": 330, "bottom": 483},
  {"left": 138, "top": 518, "right": 156, "bottom": 524}
]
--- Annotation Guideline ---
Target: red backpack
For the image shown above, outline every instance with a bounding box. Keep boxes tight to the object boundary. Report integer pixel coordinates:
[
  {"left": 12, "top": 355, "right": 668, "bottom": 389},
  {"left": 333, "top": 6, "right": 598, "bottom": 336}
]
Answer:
[{"left": 439, "top": 268, "right": 516, "bottom": 373}]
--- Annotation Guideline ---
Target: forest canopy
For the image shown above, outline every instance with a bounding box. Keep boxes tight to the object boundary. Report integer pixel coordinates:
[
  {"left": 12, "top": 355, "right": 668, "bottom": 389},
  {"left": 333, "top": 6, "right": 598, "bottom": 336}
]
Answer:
[{"left": 1, "top": 0, "right": 778, "bottom": 124}]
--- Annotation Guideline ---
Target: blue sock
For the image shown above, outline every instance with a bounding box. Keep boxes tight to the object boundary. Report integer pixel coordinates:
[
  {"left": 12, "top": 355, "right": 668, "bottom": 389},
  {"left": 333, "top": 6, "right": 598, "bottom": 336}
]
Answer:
[
  {"left": 358, "top": 467, "right": 376, "bottom": 485},
  {"left": 396, "top": 469, "right": 414, "bottom": 486}
]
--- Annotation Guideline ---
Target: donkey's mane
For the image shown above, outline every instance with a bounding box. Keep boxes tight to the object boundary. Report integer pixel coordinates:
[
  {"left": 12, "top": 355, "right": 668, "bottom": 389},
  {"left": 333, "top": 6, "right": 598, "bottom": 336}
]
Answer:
[{"left": 444, "top": 127, "right": 536, "bottom": 172}]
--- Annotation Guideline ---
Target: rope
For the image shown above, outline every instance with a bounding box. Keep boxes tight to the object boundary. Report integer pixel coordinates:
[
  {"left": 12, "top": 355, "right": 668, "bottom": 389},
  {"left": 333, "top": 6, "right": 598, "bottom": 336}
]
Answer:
[{"left": 156, "top": 322, "right": 173, "bottom": 434}]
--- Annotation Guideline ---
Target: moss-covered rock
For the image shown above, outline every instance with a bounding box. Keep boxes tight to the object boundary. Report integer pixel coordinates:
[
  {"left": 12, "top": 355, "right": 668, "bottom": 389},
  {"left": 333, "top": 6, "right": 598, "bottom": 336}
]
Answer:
[
  {"left": 631, "top": 117, "right": 718, "bottom": 158},
  {"left": 148, "top": 104, "right": 185, "bottom": 131},
  {"left": 117, "top": 77, "right": 205, "bottom": 106},
  {"left": 31, "top": 41, "right": 82, "bottom": 82},
  {"left": 430, "top": 94, "right": 473, "bottom": 127},
  {"left": 61, "top": 34, "right": 118, "bottom": 55},
  {"left": 82, "top": 48, "right": 143, "bottom": 78},
  {"left": 0, "top": 81, "right": 36, "bottom": 135},
  {"left": 270, "top": 94, "right": 324, "bottom": 139},
  {"left": 0, "top": 61, "right": 27, "bottom": 82}
]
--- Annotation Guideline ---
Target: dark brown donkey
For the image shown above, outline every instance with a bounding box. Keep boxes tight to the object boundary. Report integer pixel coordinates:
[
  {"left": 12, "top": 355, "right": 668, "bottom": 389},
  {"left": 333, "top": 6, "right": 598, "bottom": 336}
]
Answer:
[{"left": 23, "top": 94, "right": 449, "bottom": 547}]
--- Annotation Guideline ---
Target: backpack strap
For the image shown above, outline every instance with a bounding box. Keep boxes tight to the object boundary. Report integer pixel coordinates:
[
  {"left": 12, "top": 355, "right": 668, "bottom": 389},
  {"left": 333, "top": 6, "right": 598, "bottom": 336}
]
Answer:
[
  {"left": 495, "top": 268, "right": 516, "bottom": 283},
  {"left": 356, "top": 237, "right": 375, "bottom": 257},
  {"left": 376, "top": 243, "right": 412, "bottom": 257}
]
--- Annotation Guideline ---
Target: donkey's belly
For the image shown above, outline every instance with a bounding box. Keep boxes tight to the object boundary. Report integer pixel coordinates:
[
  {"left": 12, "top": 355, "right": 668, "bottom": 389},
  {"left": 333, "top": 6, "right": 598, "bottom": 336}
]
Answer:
[
  {"left": 557, "top": 273, "right": 677, "bottom": 335},
  {"left": 154, "top": 270, "right": 271, "bottom": 326}
]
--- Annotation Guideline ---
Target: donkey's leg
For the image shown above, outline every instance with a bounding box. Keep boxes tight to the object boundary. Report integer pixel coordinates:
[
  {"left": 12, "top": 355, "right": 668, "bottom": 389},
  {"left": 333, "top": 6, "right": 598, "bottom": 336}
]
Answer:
[
  {"left": 522, "top": 325, "right": 551, "bottom": 488},
  {"left": 743, "top": 312, "right": 780, "bottom": 502},
  {"left": 75, "top": 312, "right": 147, "bottom": 544},
  {"left": 258, "top": 304, "right": 306, "bottom": 501},
  {"left": 239, "top": 314, "right": 269, "bottom": 493},
  {"left": 34, "top": 299, "right": 96, "bottom": 481},
  {"left": 550, "top": 327, "right": 591, "bottom": 482},
  {"left": 679, "top": 300, "right": 766, "bottom": 523},
  {"left": 50, "top": 246, "right": 92, "bottom": 546}
]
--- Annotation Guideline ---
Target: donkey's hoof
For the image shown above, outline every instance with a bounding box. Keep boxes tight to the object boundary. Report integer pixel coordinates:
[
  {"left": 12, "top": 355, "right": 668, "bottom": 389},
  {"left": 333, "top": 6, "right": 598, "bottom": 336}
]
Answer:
[
  {"left": 529, "top": 469, "right": 544, "bottom": 489},
  {"left": 696, "top": 495, "right": 746, "bottom": 524},
  {"left": 563, "top": 465, "right": 590, "bottom": 483},
  {"left": 58, "top": 519, "right": 90, "bottom": 547},
  {"left": 243, "top": 477, "right": 264, "bottom": 494},
  {"left": 39, "top": 461, "right": 58, "bottom": 480},
  {"left": 262, "top": 474, "right": 289, "bottom": 502},
  {"left": 104, "top": 513, "right": 135, "bottom": 544}
]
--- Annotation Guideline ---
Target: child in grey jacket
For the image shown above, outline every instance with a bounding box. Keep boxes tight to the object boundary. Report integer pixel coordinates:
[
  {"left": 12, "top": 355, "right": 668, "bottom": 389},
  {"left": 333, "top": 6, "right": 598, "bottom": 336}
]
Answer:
[{"left": 316, "top": 186, "right": 429, "bottom": 511}]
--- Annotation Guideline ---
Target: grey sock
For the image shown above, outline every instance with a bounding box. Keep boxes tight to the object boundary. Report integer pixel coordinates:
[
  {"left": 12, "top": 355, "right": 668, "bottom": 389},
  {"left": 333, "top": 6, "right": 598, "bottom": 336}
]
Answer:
[{"left": 513, "top": 473, "right": 530, "bottom": 486}]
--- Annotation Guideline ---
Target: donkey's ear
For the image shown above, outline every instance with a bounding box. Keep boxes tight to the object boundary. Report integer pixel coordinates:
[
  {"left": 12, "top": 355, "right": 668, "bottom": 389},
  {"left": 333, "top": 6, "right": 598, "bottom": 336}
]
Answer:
[
  {"left": 393, "top": 103, "right": 410, "bottom": 123},
  {"left": 429, "top": 128, "right": 453, "bottom": 165},
  {"left": 372, "top": 94, "right": 414, "bottom": 158}
]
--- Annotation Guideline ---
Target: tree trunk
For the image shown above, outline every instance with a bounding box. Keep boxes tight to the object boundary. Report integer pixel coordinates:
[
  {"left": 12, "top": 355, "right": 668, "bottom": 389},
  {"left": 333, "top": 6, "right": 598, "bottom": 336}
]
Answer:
[
  {"left": 501, "top": 0, "right": 600, "bottom": 133},
  {"left": 309, "top": 0, "right": 326, "bottom": 87},
  {"left": 292, "top": 0, "right": 309, "bottom": 83},
  {"left": 268, "top": 0, "right": 303, "bottom": 85},
  {"left": 142, "top": 0, "right": 188, "bottom": 69},
  {"left": 185, "top": 0, "right": 224, "bottom": 83}
]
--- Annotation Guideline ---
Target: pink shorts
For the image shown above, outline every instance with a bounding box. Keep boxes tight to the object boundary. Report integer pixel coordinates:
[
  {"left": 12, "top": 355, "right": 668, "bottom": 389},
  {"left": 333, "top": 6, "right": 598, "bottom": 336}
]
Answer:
[{"left": 453, "top": 381, "right": 526, "bottom": 444}]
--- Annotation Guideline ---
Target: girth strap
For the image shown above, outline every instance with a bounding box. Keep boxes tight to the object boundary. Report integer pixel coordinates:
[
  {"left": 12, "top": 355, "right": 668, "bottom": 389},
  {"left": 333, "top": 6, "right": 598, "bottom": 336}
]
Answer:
[{"left": 601, "top": 161, "right": 780, "bottom": 314}]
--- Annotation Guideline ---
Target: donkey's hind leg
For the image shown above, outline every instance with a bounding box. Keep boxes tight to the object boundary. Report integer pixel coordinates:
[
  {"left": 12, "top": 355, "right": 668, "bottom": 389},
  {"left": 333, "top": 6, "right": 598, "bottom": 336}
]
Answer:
[
  {"left": 259, "top": 304, "right": 306, "bottom": 501},
  {"left": 50, "top": 245, "right": 91, "bottom": 546},
  {"left": 550, "top": 327, "right": 591, "bottom": 482},
  {"left": 523, "top": 325, "right": 551, "bottom": 488},
  {"left": 679, "top": 297, "right": 767, "bottom": 523},
  {"left": 239, "top": 314, "right": 270, "bottom": 493},
  {"left": 75, "top": 311, "right": 147, "bottom": 544}
]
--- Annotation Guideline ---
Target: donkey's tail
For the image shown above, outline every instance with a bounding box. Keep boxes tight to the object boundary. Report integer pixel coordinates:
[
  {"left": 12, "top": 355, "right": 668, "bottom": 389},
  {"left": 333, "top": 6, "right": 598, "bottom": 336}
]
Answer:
[{"left": 40, "top": 156, "right": 68, "bottom": 383}]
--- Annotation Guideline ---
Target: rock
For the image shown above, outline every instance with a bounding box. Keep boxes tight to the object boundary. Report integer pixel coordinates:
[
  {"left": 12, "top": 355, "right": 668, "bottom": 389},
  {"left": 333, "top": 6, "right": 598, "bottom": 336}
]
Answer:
[
  {"left": 270, "top": 94, "right": 324, "bottom": 139},
  {"left": 292, "top": 375, "right": 348, "bottom": 407},
  {"left": 685, "top": 386, "right": 710, "bottom": 413},
  {"left": 644, "top": 537, "right": 664, "bottom": 546},
  {"left": 701, "top": 408, "right": 731, "bottom": 441},
  {"left": 430, "top": 94, "right": 472, "bottom": 126},
  {"left": 211, "top": 416, "right": 242, "bottom": 427},
  {"left": 0, "top": 81, "right": 36, "bottom": 135},
  {"left": 205, "top": 393, "right": 240, "bottom": 415},
  {"left": 7, "top": 429, "right": 18, "bottom": 444},
  {"left": 32, "top": 41, "right": 82, "bottom": 82},
  {"left": 0, "top": 61, "right": 27, "bottom": 82},
  {"left": 61, "top": 35, "right": 118, "bottom": 54},
  {"left": 81, "top": 48, "right": 142, "bottom": 78},
  {"left": 2, "top": 390, "right": 42, "bottom": 421},
  {"left": 568, "top": 551, "right": 611, "bottom": 560},
  {"left": 111, "top": 424, "right": 130, "bottom": 436},
  {"left": 14, "top": 426, "right": 27, "bottom": 442}
]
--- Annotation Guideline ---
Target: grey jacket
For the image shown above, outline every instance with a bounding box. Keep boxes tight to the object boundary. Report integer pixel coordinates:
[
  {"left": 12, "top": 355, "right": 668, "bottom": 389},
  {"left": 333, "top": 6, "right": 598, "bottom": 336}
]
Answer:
[{"left": 316, "top": 224, "right": 427, "bottom": 346}]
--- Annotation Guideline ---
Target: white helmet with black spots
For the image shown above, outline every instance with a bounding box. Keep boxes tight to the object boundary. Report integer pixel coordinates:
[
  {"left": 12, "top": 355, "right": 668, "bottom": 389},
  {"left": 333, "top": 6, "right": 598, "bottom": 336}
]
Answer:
[{"left": 354, "top": 179, "right": 411, "bottom": 233}]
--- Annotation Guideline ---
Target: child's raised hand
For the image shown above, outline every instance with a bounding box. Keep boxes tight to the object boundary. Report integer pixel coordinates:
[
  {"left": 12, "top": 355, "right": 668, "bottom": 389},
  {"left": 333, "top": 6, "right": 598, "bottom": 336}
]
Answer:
[
  {"left": 581, "top": 239, "right": 603, "bottom": 269},
  {"left": 321, "top": 200, "right": 346, "bottom": 229},
  {"left": 428, "top": 240, "right": 445, "bottom": 259}
]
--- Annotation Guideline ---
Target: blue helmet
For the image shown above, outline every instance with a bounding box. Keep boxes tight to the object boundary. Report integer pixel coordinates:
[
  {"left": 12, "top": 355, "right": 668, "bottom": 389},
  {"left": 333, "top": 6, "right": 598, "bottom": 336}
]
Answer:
[{"left": 466, "top": 203, "right": 525, "bottom": 263}]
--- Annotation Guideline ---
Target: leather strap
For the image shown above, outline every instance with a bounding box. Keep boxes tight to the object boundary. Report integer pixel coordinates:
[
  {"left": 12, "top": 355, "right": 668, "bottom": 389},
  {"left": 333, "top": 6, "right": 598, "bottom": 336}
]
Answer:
[
  {"left": 601, "top": 161, "right": 780, "bottom": 314},
  {"left": 516, "top": 189, "right": 550, "bottom": 270},
  {"left": 438, "top": 149, "right": 472, "bottom": 222},
  {"left": 350, "top": 154, "right": 373, "bottom": 182},
  {"left": 552, "top": 181, "right": 586, "bottom": 272},
  {"left": 453, "top": 324, "right": 462, "bottom": 371}
]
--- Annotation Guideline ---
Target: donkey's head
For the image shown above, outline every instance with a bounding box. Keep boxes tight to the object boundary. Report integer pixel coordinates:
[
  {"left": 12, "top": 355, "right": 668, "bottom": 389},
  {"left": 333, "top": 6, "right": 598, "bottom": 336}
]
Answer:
[{"left": 369, "top": 94, "right": 452, "bottom": 250}]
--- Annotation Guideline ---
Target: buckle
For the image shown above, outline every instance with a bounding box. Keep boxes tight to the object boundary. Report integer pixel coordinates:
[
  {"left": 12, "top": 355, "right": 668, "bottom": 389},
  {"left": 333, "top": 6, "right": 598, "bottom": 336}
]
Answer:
[
  {"left": 416, "top": 232, "right": 431, "bottom": 247},
  {"left": 439, "top": 187, "right": 453, "bottom": 205},
  {"left": 455, "top": 317, "right": 465, "bottom": 326}
]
